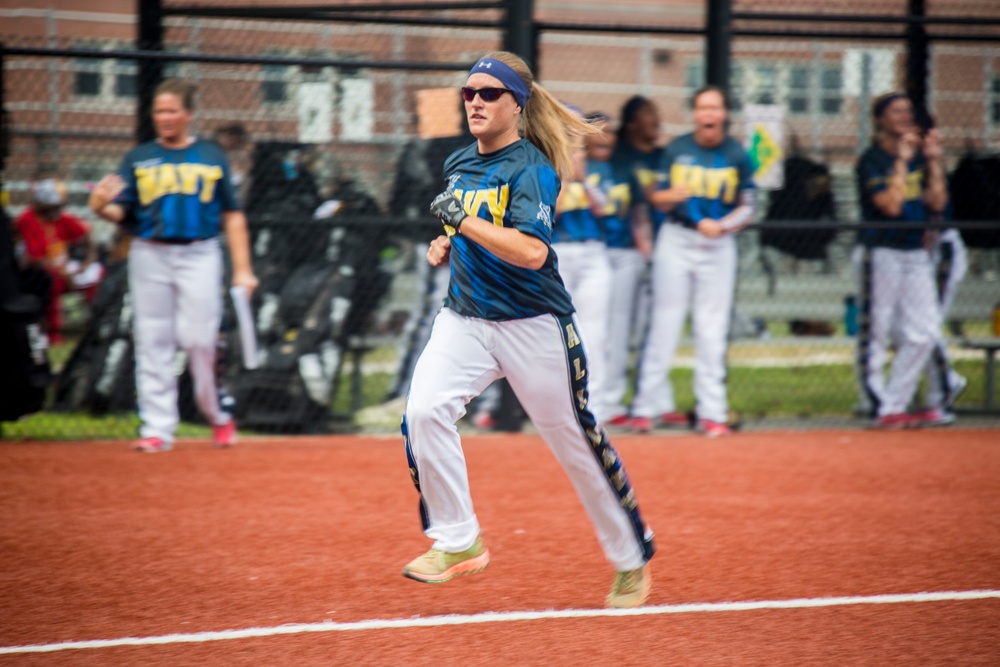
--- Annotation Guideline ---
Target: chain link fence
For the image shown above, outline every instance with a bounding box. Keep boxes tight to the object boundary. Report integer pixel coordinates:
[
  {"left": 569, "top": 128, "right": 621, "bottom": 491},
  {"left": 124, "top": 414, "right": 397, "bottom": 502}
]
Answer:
[{"left": 2, "top": 1, "right": 999, "bottom": 439}]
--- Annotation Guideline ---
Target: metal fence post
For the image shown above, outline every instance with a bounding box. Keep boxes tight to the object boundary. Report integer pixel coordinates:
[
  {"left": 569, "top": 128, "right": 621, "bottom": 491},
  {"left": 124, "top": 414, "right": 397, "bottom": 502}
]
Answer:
[
  {"left": 137, "top": 0, "right": 164, "bottom": 144},
  {"left": 504, "top": 0, "right": 537, "bottom": 71},
  {"left": 906, "top": 0, "right": 929, "bottom": 113},
  {"left": 706, "top": 0, "right": 732, "bottom": 93}
]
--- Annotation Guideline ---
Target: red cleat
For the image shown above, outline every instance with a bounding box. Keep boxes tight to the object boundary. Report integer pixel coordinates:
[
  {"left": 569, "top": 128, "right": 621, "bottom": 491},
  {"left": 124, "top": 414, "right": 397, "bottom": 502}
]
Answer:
[
  {"left": 213, "top": 419, "right": 237, "bottom": 448},
  {"left": 698, "top": 420, "right": 732, "bottom": 438},
  {"left": 132, "top": 437, "right": 171, "bottom": 453},
  {"left": 659, "top": 411, "right": 690, "bottom": 428}
]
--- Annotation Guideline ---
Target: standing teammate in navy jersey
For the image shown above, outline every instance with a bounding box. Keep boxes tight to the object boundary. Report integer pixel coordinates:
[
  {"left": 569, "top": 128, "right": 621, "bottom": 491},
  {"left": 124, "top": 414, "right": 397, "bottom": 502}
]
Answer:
[
  {"left": 629, "top": 85, "right": 756, "bottom": 437},
  {"left": 854, "top": 92, "right": 947, "bottom": 429},
  {"left": 400, "top": 51, "right": 655, "bottom": 608},
  {"left": 551, "top": 110, "right": 613, "bottom": 422},
  {"left": 585, "top": 113, "right": 649, "bottom": 424},
  {"left": 89, "top": 78, "right": 258, "bottom": 452}
]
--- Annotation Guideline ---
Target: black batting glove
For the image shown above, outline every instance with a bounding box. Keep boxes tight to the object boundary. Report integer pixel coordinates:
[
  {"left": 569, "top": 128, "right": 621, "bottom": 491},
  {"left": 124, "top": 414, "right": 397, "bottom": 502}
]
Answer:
[{"left": 429, "top": 190, "right": 467, "bottom": 233}]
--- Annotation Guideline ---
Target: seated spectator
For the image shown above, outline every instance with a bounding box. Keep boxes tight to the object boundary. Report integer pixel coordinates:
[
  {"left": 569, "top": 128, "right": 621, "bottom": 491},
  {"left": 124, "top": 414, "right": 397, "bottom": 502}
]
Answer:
[{"left": 15, "top": 178, "right": 102, "bottom": 343}]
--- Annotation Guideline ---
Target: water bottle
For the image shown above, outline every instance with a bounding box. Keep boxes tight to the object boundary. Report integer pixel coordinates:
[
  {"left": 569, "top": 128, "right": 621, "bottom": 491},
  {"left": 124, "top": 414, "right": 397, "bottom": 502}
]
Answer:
[{"left": 844, "top": 295, "right": 859, "bottom": 336}]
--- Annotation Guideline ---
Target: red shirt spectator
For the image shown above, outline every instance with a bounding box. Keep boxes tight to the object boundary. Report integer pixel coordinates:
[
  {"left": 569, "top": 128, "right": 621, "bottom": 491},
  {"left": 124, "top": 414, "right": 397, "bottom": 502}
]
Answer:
[
  {"left": 15, "top": 179, "right": 100, "bottom": 343},
  {"left": 16, "top": 207, "right": 89, "bottom": 270}
]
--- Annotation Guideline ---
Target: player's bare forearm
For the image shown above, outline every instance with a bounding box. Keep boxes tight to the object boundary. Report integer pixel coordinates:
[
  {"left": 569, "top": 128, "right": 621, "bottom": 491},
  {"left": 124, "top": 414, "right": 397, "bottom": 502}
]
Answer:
[
  {"left": 872, "top": 160, "right": 908, "bottom": 217},
  {"left": 223, "top": 210, "right": 259, "bottom": 294},
  {"left": 89, "top": 175, "right": 127, "bottom": 223},
  {"left": 648, "top": 185, "right": 690, "bottom": 212},
  {"left": 459, "top": 216, "right": 548, "bottom": 270},
  {"left": 427, "top": 235, "right": 451, "bottom": 267},
  {"left": 924, "top": 161, "right": 949, "bottom": 214}
]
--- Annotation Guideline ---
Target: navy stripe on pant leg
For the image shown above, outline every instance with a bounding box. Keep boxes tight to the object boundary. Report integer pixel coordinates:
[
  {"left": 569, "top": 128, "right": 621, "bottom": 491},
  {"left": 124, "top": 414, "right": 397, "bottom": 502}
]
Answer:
[
  {"left": 857, "top": 246, "right": 880, "bottom": 417},
  {"left": 401, "top": 414, "right": 430, "bottom": 532},
  {"left": 557, "top": 313, "right": 655, "bottom": 563}
]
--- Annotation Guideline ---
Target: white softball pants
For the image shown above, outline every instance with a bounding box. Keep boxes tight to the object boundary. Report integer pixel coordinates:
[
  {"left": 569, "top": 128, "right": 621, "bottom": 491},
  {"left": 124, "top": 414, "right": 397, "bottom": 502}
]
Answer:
[
  {"left": 632, "top": 223, "right": 736, "bottom": 424},
  {"left": 404, "top": 307, "right": 652, "bottom": 572},
  {"left": 552, "top": 241, "right": 612, "bottom": 422},
  {"left": 854, "top": 245, "right": 941, "bottom": 417},
  {"left": 603, "top": 247, "right": 646, "bottom": 418},
  {"left": 924, "top": 230, "right": 968, "bottom": 408},
  {"left": 129, "top": 238, "right": 228, "bottom": 444}
]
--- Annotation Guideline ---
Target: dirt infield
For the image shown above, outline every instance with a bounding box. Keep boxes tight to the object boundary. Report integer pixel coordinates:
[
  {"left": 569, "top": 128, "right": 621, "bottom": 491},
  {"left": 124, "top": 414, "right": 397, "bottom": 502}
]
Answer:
[{"left": 1, "top": 429, "right": 998, "bottom": 666}]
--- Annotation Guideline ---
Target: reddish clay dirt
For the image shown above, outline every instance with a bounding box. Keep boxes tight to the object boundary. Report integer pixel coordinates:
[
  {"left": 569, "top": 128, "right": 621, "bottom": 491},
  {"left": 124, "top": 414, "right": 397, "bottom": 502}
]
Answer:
[{"left": 1, "top": 429, "right": 998, "bottom": 666}]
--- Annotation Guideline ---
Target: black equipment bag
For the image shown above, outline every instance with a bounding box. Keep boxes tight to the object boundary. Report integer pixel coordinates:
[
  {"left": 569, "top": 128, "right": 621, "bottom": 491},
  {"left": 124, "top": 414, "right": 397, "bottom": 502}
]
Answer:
[
  {"left": 949, "top": 153, "right": 1000, "bottom": 249},
  {"left": 761, "top": 156, "right": 839, "bottom": 260},
  {"left": 0, "top": 206, "right": 52, "bottom": 423},
  {"left": 51, "top": 261, "right": 137, "bottom": 414},
  {"left": 230, "top": 260, "right": 357, "bottom": 433}
]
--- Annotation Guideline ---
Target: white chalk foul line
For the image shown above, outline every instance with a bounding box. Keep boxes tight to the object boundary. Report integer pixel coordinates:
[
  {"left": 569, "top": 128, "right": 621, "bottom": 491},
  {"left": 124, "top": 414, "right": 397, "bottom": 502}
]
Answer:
[{"left": 3, "top": 589, "right": 999, "bottom": 655}]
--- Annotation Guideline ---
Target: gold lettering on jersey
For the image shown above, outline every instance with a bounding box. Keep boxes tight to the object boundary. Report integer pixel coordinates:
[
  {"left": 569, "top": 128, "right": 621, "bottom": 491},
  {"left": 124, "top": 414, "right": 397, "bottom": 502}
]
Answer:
[
  {"left": 670, "top": 164, "right": 740, "bottom": 204},
  {"left": 904, "top": 168, "right": 924, "bottom": 200},
  {"left": 455, "top": 184, "right": 510, "bottom": 226},
  {"left": 576, "top": 388, "right": 587, "bottom": 410},
  {"left": 135, "top": 163, "right": 225, "bottom": 205},
  {"left": 607, "top": 182, "right": 631, "bottom": 215},
  {"left": 635, "top": 167, "right": 661, "bottom": 189},
  {"left": 565, "top": 323, "right": 581, "bottom": 348},
  {"left": 560, "top": 181, "right": 589, "bottom": 211},
  {"left": 620, "top": 488, "right": 637, "bottom": 510},
  {"left": 572, "top": 357, "right": 586, "bottom": 381}
]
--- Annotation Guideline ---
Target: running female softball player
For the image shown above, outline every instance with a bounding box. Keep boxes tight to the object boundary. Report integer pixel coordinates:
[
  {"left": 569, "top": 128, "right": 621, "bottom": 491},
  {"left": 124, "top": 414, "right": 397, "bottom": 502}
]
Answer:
[
  {"left": 854, "top": 92, "right": 947, "bottom": 429},
  {"left": 89, "top": 78, "right": 258, "bottom": 452},
  {"left": 400, "top": 51, "right": 655, "bottom": 608},
  {"left": 629, "top": 85, "right": 756, "bottom": 437}
]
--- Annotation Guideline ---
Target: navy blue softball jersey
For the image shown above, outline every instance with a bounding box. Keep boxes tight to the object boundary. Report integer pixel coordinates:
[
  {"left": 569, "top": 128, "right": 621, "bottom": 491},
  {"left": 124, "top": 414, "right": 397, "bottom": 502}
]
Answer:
[
  {"left": 592, "top": 157, "right": 642, "bottom": 249},
  {"left": 656, "top": 133, "right": 755, "bottom": 230},
  {"left": 442, "top": 138, "right": 575, "bottom": 321},
  {"left": 856, "top": 144, "right": 931, "bottom": 250},
  {"left": 610, "top": 142, "right": 666, "bottom": 230},
  {"left": 116, "top": 139, "right": 239, "bottom": 240}
]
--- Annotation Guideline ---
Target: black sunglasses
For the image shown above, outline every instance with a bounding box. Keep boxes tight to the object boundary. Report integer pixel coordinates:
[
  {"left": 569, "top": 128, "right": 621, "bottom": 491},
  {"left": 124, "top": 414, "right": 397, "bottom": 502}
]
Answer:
[{"left": 461, "top": 87, "right": 512, "bottom": 103}]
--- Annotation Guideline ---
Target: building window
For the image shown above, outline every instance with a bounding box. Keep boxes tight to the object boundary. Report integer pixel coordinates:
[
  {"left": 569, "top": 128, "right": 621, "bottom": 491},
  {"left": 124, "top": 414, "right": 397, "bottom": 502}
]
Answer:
[
  {"left": 72, "top": 44, "right": 180, "bottom": 100},
  {"left": 820, "top": 67, "right": 843, "bottom": 115},
  {"left": 788, "top": 66, "right": 809, "bottom": 114},
  {"left": 262, "top": 63, "right": 289, "bottom": 103}
]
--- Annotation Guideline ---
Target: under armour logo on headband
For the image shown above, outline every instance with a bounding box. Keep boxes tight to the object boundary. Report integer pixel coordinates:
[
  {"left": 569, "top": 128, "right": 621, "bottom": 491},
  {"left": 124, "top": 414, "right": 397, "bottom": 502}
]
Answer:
[{"left": 478, "top": 61, "right": 492, "bottom": 69}]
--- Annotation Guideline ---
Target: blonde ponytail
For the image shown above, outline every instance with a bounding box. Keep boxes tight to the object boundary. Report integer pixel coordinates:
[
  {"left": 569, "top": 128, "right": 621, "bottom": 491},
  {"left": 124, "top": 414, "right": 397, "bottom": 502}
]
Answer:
[{"left": 481, "top": 51, "right": 601, "bottom": 183}]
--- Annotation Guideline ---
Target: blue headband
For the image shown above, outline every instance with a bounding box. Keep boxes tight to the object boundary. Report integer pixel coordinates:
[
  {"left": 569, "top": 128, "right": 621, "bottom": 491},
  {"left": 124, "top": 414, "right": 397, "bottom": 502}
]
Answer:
[
  {"left": 469, "top": 58, "right": 530, "bottom": 109},
  {"left": 873, "top": 92, "right": 907, "bottom": 118}
]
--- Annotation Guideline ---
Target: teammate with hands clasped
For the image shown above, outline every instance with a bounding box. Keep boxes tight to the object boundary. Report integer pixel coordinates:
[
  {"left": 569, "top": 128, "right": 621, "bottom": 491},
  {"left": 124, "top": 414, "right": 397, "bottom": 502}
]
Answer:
[
  {"left": 402, "top": 51, "right": 655, "bottom": 609},
  {"left": 854, "top": 92, "right": 947, "bottom": 429},
  {"left": 627, "top": 85, "right": 756, "bottom": 437}
]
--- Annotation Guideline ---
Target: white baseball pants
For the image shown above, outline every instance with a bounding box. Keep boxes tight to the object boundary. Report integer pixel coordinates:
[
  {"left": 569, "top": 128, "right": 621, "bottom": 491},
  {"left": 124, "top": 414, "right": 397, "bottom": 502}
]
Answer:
[
  {"left": 632, "top": 223, "right": 736, "bottom": 423},
  {"left": 924, "top": 230, "right": 968, "bottom": 409},
  {"left": 855, "top": 245, "right": 941, "bottom": 417},
  {"left": 603, "top": 247, "right": 646, "bottom": 418},
  {"left": 404, "top": 307, "right": 652, "bottom": 572},
  {"left": 129, "top": 238, "right": 228, "bottom": 444}
]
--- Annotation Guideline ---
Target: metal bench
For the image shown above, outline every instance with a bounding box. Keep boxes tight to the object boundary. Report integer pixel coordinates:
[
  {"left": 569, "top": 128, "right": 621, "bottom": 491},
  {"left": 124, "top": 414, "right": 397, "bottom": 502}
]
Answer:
[{"left": 959, "top": 337, "right": 1000, "bottom": 413}]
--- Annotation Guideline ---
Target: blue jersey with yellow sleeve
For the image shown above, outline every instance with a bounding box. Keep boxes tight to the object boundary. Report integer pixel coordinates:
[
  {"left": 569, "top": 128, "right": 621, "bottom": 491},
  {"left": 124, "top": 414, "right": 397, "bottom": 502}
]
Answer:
[
  {"left": 657, "top": 133, "right": 755, "bottom": 230},
  {"left": 442, "top": 138, "right": 575, "bottom": 321},
  {"left": 610, "top": 142, "right": 665, "bottom": 231},
  {"left": 855, "top": 144, "right": 929, "bottom": 250},
  {"left": 591, "top": 157, "right": 641, "bottom": 249},
  {"left": 116, "top": 139, "right": 238, "bottom": 240}
]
